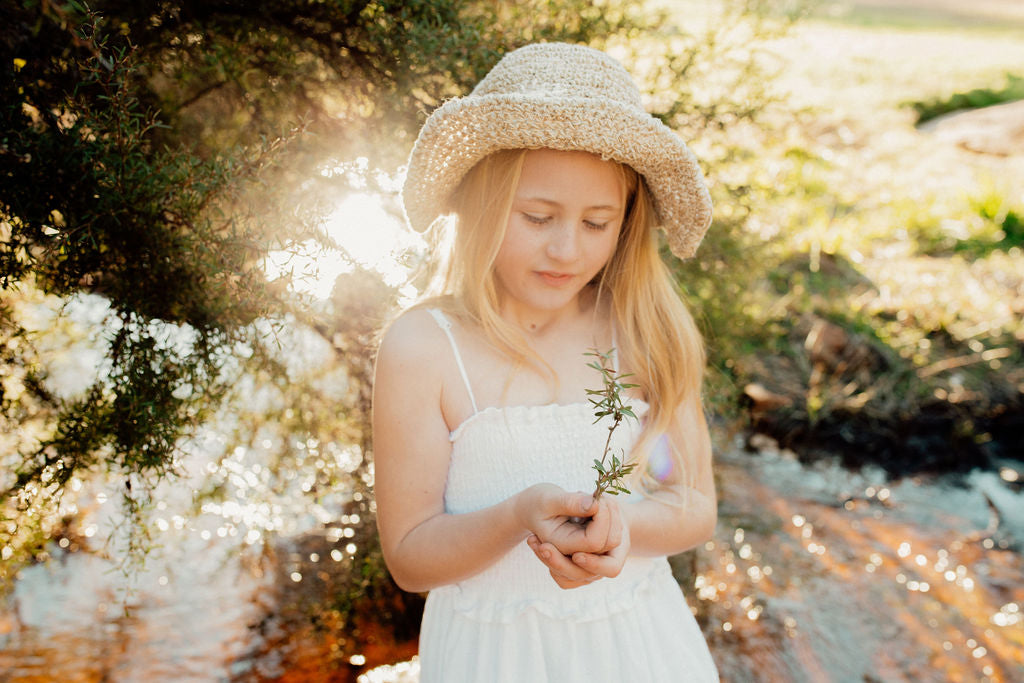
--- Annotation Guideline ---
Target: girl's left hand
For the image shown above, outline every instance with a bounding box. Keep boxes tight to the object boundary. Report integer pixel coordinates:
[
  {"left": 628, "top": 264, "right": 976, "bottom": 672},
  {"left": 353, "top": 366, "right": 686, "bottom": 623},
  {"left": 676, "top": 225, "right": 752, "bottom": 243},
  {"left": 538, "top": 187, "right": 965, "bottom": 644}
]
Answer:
[{"left": 527, "top": 497, "right": 631, "bottom": 590}]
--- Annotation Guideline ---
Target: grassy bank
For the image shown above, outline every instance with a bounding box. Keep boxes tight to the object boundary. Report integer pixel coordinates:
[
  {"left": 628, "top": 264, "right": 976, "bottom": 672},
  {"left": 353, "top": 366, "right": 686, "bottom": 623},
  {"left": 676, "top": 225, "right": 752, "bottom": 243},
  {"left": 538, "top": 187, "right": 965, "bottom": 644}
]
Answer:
[{"left": 696, "top": 9, "right": 1024, "bottom": 473}]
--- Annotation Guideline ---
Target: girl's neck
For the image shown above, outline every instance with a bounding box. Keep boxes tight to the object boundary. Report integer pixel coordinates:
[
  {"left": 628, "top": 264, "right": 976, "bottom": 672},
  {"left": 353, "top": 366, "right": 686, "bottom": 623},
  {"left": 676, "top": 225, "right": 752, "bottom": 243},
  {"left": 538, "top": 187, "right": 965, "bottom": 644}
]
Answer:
[{"left": 498, "top": 286, "right": 600, "bottom": 339}]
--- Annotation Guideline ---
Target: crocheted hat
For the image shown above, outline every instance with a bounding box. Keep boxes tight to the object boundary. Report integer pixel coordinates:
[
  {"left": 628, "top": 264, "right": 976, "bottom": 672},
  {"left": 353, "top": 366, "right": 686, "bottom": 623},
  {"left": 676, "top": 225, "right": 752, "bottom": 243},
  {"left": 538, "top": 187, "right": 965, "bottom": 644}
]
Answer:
[{"left": 401, "top": 42, "right": 712, "bottom": 259}]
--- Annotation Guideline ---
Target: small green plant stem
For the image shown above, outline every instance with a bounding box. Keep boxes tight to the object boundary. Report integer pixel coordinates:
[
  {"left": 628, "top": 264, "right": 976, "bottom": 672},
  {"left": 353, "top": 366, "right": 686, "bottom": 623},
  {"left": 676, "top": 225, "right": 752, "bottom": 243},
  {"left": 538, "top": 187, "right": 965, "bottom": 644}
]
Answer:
[
  {"left": 591, "top": 413, "right": 622, "bottom": 500},
  {"left": 585, "top": 348, "right": 638, "bottom": 502}
]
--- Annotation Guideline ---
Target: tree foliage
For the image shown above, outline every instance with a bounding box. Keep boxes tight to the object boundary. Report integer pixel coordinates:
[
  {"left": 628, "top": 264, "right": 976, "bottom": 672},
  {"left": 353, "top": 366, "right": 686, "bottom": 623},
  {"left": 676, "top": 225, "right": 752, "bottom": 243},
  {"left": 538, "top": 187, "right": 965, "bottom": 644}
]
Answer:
[{"left": 0, "top": 0, "right": 684, "bottom": 589}]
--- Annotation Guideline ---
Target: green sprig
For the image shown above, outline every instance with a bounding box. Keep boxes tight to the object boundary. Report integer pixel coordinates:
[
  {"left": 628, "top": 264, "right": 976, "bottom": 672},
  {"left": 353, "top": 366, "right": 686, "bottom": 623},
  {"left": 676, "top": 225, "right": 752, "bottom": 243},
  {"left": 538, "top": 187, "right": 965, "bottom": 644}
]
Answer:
[{"left": 585, "top": 348, "right": 639, "bottom": 499}]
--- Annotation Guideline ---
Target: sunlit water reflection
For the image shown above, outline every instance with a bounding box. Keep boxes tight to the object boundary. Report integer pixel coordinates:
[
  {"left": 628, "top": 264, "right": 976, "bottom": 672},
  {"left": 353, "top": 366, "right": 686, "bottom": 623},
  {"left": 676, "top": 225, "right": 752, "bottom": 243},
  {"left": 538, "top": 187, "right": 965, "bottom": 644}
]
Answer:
[
  {"left": 1, "top": 438, "right": 1021, "bottom": 682},
  {"left": 704, "top": 443, "right": 1023, "bottom": 682},
  {"left": 0, "top": 420, "right": 363, "bottom": 682},
  {"left": 0, "top": 539, "right": 265, "bottom": 681}
]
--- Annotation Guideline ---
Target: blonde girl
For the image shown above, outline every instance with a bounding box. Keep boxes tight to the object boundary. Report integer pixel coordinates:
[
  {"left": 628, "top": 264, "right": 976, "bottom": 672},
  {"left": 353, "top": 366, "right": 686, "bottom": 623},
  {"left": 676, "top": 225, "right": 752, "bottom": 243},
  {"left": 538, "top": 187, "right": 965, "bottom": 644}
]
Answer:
[{"left": 373, "top": 43, "right": 719, "bottom": 681}]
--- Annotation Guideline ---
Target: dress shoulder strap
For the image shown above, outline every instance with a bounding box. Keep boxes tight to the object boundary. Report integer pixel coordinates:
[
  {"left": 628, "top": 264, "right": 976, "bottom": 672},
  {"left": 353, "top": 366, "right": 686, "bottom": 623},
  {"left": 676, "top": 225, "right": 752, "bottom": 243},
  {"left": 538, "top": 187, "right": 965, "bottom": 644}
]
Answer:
[{"left": 427, "top": 309, "right": 480, "bottom": 415}]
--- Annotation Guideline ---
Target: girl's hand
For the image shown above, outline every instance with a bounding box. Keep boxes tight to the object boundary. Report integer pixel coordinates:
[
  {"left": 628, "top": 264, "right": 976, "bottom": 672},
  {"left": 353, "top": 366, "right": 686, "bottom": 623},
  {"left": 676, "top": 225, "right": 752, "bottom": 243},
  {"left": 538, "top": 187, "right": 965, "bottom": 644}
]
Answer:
[
  {"left": 527, "top": 498, "right": 631, "bottom": 590},
  {"left": 527, "top": 534, "right": 599, "bottom": 589},
  {"left": 515, "top": 484, "right": 616, "bottom": 556}
]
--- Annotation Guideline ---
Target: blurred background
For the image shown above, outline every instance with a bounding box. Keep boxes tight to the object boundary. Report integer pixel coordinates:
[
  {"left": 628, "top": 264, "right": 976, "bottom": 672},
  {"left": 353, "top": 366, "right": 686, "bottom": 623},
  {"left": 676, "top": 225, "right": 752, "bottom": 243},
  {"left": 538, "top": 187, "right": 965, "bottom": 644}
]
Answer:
[{"left": 1, "top": 1, "right": 1022, "bottom": 681}]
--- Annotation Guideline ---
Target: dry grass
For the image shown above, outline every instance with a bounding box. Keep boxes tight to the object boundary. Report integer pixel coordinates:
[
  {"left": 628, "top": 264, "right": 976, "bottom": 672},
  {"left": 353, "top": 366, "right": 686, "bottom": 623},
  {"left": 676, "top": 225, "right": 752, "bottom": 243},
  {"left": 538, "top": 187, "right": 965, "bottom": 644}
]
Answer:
[
  {"left": 764, "top": 11, "right": 1024, "bottom": 341},
  {"left": 664, "top": 1, "right": 1024, "bottom": 466}
]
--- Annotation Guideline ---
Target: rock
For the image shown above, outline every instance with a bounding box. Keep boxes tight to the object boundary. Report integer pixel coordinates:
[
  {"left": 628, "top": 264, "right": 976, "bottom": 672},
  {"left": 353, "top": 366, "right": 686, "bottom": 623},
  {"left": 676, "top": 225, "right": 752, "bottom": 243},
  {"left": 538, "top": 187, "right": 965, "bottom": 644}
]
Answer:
[
  {"left": 743, "top": 383, "right": 794, "bottom": 413},
  {"left": 748, "top": 431, "right": 782, "bottom": 454},
  {"left": 804, "top": 319, "right": 850, "bottom": 369},
  {"left": 802, "top": 317, "right": 883, "bottom": 375},
  {"left": 918, "top": 99, "right": 1024, "bottom": 157}
]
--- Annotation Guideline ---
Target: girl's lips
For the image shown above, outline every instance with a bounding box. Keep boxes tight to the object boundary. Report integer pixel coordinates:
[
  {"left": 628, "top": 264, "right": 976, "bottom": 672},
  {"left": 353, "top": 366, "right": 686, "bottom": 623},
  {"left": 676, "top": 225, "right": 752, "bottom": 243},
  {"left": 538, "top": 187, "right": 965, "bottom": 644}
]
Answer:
[{"left": 536, "top": 271, "right": 575, "bottom": 286}]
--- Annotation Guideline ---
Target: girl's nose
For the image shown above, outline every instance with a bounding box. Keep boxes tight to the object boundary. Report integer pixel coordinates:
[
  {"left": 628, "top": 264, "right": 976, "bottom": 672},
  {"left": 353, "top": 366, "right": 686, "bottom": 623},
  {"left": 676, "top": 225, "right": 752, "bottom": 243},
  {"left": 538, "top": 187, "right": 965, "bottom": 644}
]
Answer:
[{"left": 545, "top": 223, "right": 580, "bottom": 262}]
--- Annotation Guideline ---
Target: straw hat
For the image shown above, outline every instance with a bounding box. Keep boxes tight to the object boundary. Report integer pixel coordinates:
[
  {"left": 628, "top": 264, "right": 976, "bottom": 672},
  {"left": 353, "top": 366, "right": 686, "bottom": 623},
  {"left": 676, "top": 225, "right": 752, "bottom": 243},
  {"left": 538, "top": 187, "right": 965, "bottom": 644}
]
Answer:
[{"left": 401, "top": 42, "right": 713, "bottom": 259}]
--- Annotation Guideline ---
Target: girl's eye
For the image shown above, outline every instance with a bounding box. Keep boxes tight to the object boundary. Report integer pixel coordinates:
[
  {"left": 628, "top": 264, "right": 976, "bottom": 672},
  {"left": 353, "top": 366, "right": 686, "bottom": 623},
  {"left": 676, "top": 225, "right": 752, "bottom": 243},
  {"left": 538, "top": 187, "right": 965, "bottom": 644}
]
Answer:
[
  {"left": 584, "top": 221, "right": 609, "bottom": 231},
  {"left": 522, "top": 213, "right": 550, "bottom": 225}
]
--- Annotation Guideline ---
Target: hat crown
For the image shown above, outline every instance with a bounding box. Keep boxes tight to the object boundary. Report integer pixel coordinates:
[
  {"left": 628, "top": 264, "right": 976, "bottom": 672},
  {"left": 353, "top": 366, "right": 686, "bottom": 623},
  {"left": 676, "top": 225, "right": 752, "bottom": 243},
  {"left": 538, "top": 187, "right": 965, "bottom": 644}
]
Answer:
[{"left": 471, "top": 43, "right": 643, "bottom": 109}]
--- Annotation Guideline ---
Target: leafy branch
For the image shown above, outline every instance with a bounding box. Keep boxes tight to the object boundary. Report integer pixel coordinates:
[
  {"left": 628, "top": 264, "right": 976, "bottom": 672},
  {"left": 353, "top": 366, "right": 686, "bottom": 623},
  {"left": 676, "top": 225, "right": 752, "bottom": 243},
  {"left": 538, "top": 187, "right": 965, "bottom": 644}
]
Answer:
[{"left": 585, "top": 348, "right": 639, "bottom": 499}]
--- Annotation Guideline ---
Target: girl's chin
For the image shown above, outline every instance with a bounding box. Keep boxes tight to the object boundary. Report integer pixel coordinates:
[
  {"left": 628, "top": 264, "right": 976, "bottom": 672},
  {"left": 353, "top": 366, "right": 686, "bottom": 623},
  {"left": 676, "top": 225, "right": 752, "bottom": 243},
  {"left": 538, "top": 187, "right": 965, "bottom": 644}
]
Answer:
[
  {"left": 505, "top": 290, "right": 582, "bottom": 313},
  {"left": 497, "top": 278, "right": 599, "bottom": 314}
]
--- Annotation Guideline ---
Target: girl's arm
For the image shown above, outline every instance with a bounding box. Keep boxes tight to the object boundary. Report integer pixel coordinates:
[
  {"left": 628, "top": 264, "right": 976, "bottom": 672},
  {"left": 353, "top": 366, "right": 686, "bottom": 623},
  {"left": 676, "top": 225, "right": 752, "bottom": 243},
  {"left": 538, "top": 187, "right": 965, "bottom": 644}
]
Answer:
[
  {"left": 621, "top": 396, "right": 718, "bottom": 556},
  {"left": 373, "top": 310, "right": 615, "bottom": 593}
]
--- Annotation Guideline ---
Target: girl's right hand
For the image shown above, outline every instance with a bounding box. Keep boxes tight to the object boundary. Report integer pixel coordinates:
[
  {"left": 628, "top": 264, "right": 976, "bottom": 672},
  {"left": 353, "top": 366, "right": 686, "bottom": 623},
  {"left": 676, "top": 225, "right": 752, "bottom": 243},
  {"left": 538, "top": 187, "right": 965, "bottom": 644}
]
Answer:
[{"left": 514, "top": 483, "right": 619, "bottom": 556}]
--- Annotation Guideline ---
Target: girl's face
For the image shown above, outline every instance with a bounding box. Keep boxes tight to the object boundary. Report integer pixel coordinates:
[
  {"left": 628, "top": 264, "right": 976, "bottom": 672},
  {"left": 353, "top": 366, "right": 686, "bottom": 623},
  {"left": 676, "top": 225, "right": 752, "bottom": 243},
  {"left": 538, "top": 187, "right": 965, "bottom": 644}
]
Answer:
[{"left": 493, "top": 149, "right": 625, "bottom": 320}]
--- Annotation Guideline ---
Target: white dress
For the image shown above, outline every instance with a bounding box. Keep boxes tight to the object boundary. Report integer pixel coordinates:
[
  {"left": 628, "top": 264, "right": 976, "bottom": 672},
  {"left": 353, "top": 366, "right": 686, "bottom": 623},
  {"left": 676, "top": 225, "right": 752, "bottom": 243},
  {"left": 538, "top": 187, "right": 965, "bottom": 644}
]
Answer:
[{"left": 419, "top": 310, "right": 720, "bottom": 682}]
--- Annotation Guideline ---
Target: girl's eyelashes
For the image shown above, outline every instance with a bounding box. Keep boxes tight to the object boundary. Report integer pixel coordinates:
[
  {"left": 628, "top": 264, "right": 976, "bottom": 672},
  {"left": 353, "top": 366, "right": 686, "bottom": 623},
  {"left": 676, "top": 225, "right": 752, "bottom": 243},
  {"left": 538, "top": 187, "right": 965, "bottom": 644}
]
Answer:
[
  {"left": 520, "top": 213, "right": 610, "bottom": 230},
  {"left": 522, "top": 212, "right": 551, "bottom": 225}
]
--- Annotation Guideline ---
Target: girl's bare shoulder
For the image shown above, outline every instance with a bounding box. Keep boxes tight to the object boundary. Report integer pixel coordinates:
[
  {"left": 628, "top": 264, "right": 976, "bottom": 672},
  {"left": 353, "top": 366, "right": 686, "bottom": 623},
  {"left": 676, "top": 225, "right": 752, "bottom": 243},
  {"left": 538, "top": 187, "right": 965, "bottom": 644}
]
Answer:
[
  {"left": 377, "top": 307, "right": 450, "bottom": 368},
  {"left": 374, "top": 309, "right": 455, "bottom": 417}
]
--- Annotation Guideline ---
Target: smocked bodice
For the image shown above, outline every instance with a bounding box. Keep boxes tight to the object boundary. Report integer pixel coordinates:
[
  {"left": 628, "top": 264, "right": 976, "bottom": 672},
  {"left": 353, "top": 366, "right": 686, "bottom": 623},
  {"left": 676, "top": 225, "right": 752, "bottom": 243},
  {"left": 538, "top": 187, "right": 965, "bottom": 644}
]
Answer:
[
  {"left": 446, "top": 401, "right": 646, "bottom": 511},
  {"left": 434, "top": 399, "right": 673, "bottom": 623}
]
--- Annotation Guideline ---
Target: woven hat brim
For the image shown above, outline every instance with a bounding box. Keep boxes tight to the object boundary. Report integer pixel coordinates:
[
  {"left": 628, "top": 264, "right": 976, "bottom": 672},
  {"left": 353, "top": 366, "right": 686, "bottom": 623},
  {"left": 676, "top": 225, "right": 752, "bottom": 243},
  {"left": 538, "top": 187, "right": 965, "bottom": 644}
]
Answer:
[{"left": 402, "top": 93, "right": 713, "bottom": 259}]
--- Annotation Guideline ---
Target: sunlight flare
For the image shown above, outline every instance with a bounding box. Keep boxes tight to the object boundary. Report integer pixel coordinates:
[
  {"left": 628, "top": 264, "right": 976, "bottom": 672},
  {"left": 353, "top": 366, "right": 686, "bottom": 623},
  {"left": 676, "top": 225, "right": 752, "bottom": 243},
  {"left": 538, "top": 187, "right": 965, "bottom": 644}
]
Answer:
[{"left": 263, "top": 191, "right": 423, "bottom": 300}]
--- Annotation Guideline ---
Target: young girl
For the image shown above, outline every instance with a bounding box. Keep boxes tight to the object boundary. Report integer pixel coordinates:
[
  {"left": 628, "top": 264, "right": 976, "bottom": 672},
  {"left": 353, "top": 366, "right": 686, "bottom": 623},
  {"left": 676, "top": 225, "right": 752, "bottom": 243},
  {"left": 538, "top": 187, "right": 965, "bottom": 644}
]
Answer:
[{"left": 373, "top": 43, "right": 720, "bottom": 681}]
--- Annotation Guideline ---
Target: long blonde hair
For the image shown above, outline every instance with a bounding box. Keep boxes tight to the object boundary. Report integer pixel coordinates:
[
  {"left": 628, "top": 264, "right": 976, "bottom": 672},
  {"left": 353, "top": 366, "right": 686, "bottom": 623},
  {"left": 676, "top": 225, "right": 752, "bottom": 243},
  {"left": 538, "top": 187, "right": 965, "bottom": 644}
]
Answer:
[{"left": 416, "top": 148, "right": 706, "bottom": 493}]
